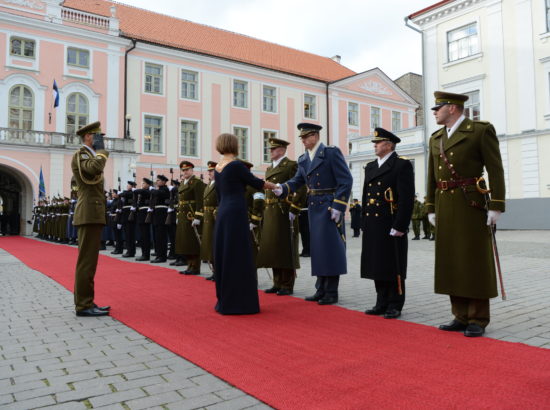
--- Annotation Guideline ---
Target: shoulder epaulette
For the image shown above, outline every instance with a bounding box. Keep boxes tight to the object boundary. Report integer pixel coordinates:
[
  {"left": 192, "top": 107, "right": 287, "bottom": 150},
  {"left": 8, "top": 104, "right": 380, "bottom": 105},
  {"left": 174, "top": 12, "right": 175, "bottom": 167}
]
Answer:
[
  {"left": 398, "top": 156, "right": 410, "bottom": 160},
  {"left": 431, "top": 128, "right": 444, "bottom": 137},
  {"left": 473, "top": 120, "right": 490, "bottom": 125}
]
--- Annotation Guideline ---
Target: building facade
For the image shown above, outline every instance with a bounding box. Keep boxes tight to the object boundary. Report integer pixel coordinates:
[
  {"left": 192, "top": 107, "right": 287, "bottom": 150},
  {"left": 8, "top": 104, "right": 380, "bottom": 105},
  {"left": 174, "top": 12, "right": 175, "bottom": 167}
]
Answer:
[
  {"left": 408, "top": 0, "right": 550, "bottom": 229},
  {"left": 0, "top": 0, "right": 417, "bottom": 234}
]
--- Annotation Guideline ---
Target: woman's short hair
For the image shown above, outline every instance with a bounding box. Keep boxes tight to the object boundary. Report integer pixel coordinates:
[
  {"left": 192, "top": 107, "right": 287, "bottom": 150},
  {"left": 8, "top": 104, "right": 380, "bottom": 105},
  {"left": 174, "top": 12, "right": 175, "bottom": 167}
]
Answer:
[{"left": 216, "top": 133, "right": 239, "bottom": 155}]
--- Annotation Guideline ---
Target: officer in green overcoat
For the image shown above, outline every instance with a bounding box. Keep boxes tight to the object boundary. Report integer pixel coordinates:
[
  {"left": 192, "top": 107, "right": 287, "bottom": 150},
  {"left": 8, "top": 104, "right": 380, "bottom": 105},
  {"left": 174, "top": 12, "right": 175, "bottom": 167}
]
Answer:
[
  {"left": 195, "top": 161, "right": 218, "bottom": 281},
  {"left": 426, "top": 91, "right": 505, "bottom": 337},
  {"left": 176, "top": 161, "right": 206, "bottom": 275},
  {"left": 256, "top": 138, "right": 306, "bottom": 296},
  {"left": 71, "top": 121, "right": 111, "bottom": 317}
]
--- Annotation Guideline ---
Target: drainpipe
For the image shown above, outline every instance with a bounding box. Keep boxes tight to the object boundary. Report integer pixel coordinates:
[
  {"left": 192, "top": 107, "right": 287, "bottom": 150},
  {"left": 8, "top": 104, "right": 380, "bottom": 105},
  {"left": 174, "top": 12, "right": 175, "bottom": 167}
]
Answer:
[
  {"left": 326, "top": 82, "right": 330, "bottom": 145},
  {"left": 123, "top": 39, "right": 137, "bottom": 138}
]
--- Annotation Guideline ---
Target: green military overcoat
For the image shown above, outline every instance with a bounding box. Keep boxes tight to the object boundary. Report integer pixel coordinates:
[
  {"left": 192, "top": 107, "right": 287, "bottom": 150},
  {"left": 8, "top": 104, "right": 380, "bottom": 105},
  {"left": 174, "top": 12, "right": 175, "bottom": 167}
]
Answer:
[
  {"left": 256, "top": 158, "right": 306, "bottom": 269},
  {"left": 426, "top": 118, "right": 505, "bottom": 299},
  {"left": 197, "top": 181, "right": 218, "bottom": 262},
  {"left": 71, "top": 146, "right": 109, "bottom": 226},
  {"left": 412, "top": 199, "right": 423, "bottom": 220},
  {"left": 245, "top": 184, "right": 266, "bottom": 263},
  {"left": 176, "top": 175, "right": 205, "bottom": 255}
]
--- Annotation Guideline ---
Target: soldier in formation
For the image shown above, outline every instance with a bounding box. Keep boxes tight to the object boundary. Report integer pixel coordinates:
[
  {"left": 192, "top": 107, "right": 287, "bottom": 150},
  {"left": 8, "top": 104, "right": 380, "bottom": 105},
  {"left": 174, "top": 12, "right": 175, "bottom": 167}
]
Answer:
[
  {"left": 411, "top": 195, "right": 424, "bottom": 240},
  {"left": 196, "top": 161, "right": 218, "bottom": 281}
]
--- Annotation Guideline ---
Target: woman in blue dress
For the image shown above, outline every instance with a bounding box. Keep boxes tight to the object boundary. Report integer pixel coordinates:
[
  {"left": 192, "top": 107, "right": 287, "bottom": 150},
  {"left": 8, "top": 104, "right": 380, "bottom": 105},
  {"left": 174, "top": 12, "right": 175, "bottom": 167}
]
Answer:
[{"left": 213, "top": 133, "right": 275, "bottom": 314}]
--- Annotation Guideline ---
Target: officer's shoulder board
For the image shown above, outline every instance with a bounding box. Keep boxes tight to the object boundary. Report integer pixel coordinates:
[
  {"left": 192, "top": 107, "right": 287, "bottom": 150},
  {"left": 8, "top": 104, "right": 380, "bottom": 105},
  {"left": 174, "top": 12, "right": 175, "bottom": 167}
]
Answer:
[
  {"left": 79, "top": 147, "right": 91, "bottom": 160},
  {"left": 431, "top": 128, "right": 445, "bottom": 138},
  {"left": 398, "top": 156, "right": 411, "bottom": 161},
  {"left": 298, "top": 153, "right": 308, "bottom": 162}
]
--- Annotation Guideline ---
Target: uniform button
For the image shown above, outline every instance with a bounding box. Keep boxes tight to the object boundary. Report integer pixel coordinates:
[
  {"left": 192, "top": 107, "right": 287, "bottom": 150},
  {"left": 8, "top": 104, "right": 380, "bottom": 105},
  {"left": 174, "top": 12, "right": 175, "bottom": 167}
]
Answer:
[
  {"left": 450, "top": 152, "right": 454, "bottom": 156},
  {"left": 317, "top": 182, "right": 320, "bottom": 186},
  {"left": 376, "top": 203, "right": 379, "bottom": 206},
  {"left": 367, "top": 203, "right": 370, "bottom": 207},
  {"left": 368, "top": 193, "right": 371, "bottom": 196},
  {"left": 438, "top": 166, "right": 442, "bottom": 170},
  {"left": 375, "top": 213, "right": 379, "bottom": 217},
  {"left": 377, "top": 181, "right": 381, "bottom": 185},
  {"left": 310, "top": 202, "right": 314, "bottom": 205},
  {"left": 369, "top": 183, "right": 372, "bottom": 187},
  {"left": 450, "top": 190, "right": 454, "bottom": 194},
  {"left": 450, "top": 164, "right": 454, "bottom": 168},
  {"left": 376, "top": 192, "right": 380, "bottom": 196},
  {"left": 316, "top": 173, "right": 319, "bottom": 176},
  {"left": 366, "top": 213, "right": 370, "bottom": 216}
]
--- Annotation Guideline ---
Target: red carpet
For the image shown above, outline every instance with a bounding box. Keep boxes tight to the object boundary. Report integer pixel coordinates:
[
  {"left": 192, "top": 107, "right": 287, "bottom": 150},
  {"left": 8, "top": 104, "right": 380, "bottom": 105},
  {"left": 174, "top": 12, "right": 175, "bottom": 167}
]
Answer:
[{"left": 1, "top": 237, "right": 549, "bottom": 409}]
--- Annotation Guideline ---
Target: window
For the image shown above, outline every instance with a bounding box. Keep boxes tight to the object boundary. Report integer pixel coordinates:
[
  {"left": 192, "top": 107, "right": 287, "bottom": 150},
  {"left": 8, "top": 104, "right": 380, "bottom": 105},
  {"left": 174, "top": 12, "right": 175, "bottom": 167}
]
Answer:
[
  {"left": 145, "top": 63, "right": 163, "bottom": 94},
  {"left": 263, "top": 131, "right": 277, "bottom": 162},
  {"left": 233, "top": 80, "right": 248, "bottom": 108},
  {"left": 180, "top": 120, "right": 198, "bottom": 156},
  {"left": 304, "top": 94, "right": 316, "bottom": 119},
  {"left": 447, "top": 23, "right": 479, "bottom": 62},
  {"left": 348, "top": 102, "right": 359, "bottom": 126},
  {"left": 464, "top": 90, "right": 480, "bottom": 120},
  {"left": 181, "top": 70, "right": 198, "bottom": 100},
  {"left": 10, "top": 37, "right": 35, "bottom": 58},
  {"left": 263, "top": 86, "right": 277, "bottom": 112},
  {"left": 66, "top": 93, "right": 89, "bottom": 135},
  {"left": 144, "top": 116, "right": 162, "bottom": 153},
  {"left": 547, "top": 0, "right": 550, "bottom": 32},
  {"left": 234, "top": 127, "right": 248, "bottom": 159},
  {"left": 67, "top": 47, "right": 89, "bottom": 68},
  {"left": 8, "top": 85, "right": 33, "bottom": 130},
  {"left": 370, "top": 107, "right": 380, "bottom": 129},
  {"left": 392, "top": 111, "right": 401, "bottom": 131}
]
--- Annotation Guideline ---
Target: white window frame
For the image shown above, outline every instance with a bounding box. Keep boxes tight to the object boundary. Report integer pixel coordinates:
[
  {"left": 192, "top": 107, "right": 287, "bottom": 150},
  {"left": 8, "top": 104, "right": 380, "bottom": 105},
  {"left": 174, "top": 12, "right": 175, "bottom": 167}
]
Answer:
[
  {"left": 232, "top": 79, "right": 249, "bottom": 109},
  {"left": 65, "top": 92, "right": 89, "bottom": 135},
  {"left": 144, "top": 62, "right": 164, "bottom": 95},
  {"left": 546, "top": 0, "right": 550, "bottom": 33},
  {"left": 262, "top": 85, "right": 277, "bottom": 113},
  {"left": 6, "top": 34, "right": 40, "bottom": 72},
  {"left": 142, "top": 113, "right": 165, "bottom": 155},
  {"left": 8, "top": 84, "right": 34, "bottom": 130},
  {"left": 179, "top": 118, "right": 200, "bottom": 158},
  {"left": 262, "top": 129, "right": 278, "bottom": 163},
  {"left": 9, "top": 36, "right": 35, "bottom": 59},
  {"left": 446, "top": 21, "right": 480, "bottom": 63},
  {"left": 180, "top": 69, "right": 200, "bottom": 101},
  {"left": 370, "top": 106, "right": 381, "bottom": 130},
  {"left": 233, "top": 125, "right": 250, "bottom": 160},
  {"left": 67, "top": 47, "right": 90, "bottom": 69},
  {"left": 348, "top": 102, "right": 359, "bottom": 127},
  {"left": 304, "top": 94, "right": 317, "bottom": 120},
  {"left": 463, "top": 90, "right": 481, "bottom": 120},
  {"left": 391, "top": 111, "right": 402, "bottom": 131}
]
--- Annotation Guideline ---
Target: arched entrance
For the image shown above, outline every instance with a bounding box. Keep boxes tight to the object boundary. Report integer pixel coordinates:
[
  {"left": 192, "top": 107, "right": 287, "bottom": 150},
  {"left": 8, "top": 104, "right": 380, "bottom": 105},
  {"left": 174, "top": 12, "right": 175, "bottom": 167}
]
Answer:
[{"left": 0, "top": 164, "right": 34, "bottom": 236}]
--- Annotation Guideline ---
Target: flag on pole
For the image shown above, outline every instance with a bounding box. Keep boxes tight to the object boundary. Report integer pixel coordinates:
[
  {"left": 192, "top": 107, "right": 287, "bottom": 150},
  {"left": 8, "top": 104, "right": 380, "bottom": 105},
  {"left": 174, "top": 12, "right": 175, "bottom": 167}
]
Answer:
[
  {"left": 39, "top": 166, "right": 46, "bottom": 200},
  {"left": 52, "top": 80, "right": 59, "bottom": 108}
]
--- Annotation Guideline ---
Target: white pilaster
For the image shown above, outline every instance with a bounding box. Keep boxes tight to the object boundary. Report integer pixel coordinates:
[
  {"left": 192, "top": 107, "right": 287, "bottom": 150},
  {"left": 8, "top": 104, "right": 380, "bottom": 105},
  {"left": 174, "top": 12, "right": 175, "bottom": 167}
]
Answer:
[
  {"left": 49, "top": 152, "right": 63, "bottom": 196},
  {"left": 106, "top": 51, "right": 120, "bottom": 138},
  {"left": 521, "top": 136, "right": 539, "bottom": 197}
]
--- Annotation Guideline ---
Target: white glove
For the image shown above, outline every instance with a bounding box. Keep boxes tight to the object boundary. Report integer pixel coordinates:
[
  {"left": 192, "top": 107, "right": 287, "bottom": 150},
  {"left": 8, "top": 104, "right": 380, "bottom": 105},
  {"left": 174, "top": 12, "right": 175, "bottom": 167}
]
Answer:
[
  {"left": 487, "top": 210, "right": 501, "bottom": 226},
  {"left": 249, "top": 223, "right": 257, "bottom": 231},
  {"left": 149, "top": 186, "right": 154, "bottom": 191},
  {"left": 168, "top": 185, "right": 174, "bottom": 191},
  {"left": 131, "top": 188, "right": 137, "bottom": 192},
  {"left": 168, "top": 208, "right": 174, "bottom": 213},
  {"left": 389, "top": 228, "right": 404, "bottom": 237},
  {"left": 330, "top": 208, "right": 341, "bottom": 222},
  {"left": 428, "top": 213, "right": 436, "bottom": 226},
  {"left": 272, "top": 183, "right": 283, "bottom": 197},
  {"left": 71, "top": 199, "right": 76, "bottom": 203},
  {"left": 130, "top": 207, "right": 136, "bottom": 211},
  {"left": 116, "top": 209, "right": 122, "bottom": 213},
  {"left": 289, "top": 212, "right": 296, "bottom": 222},
  {"left": 117, "top": 224, "right": 122, "bottom": 230},
  {"left": 147, "top": 208, "right": 153, "bottom": 212},
  {"left": 192, "top": 218, "right": 200, "bottom": 227}
]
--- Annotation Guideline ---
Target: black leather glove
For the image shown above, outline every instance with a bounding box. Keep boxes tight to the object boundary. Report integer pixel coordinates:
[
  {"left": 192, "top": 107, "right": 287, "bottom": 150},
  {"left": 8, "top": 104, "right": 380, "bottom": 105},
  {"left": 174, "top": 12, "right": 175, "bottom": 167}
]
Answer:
[{"left": 92, "top": 133, "right": 105, "bottom": 151}]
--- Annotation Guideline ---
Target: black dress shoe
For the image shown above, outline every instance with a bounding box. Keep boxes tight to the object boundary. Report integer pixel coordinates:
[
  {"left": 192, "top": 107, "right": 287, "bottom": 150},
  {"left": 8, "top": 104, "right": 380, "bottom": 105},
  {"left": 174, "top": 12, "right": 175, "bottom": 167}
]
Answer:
[
  {"left": 150, "top": 257, "right": 167, "bottom": 263},
  {"left": 264, "top": 287, "right": 280, "bottom": 294},
  {"left": 205, "top": 275, "right": 215, "bottom": 281},
  {"left": 167, "top": 254, "right": 176, "bottom": 260},
  {"left": 185, "top": 270, "right": 200, "bottom": 275},
  {"left": 439, "top": 320, "right": 468, "bottom": 332},
  {"left": 464, "top": 323, "right": 485, "bottom": 337},
  {"left": 422, "top": 235, "right": 430, "bottom": 239},
  {"left": 412, "top": 236, "right": 420, "bottom": 240},
  {"left": 300, "top": 252, "right": 310, "bottom": 257},
  {"left": 170, "top": 260, "right": 186, "bottom": 266},
  {"left": 365, "top": 306, "right": 386, "bottom": 315},
  {"left": 76, "top": 307, "right": 109, "bottom": 317},
  {"left": 276, "top": 289, "right": 293, "bottom": 296},
  {"left": 318, "top": 296, "right": 338, "bottom": 305},
  {"left": 305, "top": 294, "right": 323, "bottom": 302},
  {"left": 135, "top": 256, "right": 149, "bottom": 261},
  {"left": 106, "top": 241, "right": 115, "bottom": 246},
  {"left": 122, "top": 253, "right": 135, "bottom": 258},
  {"left": 93, "top": 304, "right": 111, "bottom": 311},
  {"left": 384, "top": 309, "right": 401, "bottom": 319},
  {"left": 111, "top": 250, "right": 123, "bottom": 255}
]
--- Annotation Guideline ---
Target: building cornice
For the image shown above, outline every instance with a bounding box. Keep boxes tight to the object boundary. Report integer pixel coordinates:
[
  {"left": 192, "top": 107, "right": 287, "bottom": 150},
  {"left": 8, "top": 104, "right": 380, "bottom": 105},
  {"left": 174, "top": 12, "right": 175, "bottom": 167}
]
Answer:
[
  {"left": 441, "top": 74, "right": 486, "bottom": 89},
  {"left": 410, "top": 0, "right": 487, "bottom": 27},
  {"left": 498, "top": 129, "right": 550, "bottom": 142}
]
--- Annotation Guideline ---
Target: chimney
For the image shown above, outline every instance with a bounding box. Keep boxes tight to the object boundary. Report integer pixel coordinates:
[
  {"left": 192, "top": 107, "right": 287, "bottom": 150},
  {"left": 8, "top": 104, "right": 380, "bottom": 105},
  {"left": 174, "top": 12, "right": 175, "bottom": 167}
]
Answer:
[{"left": 331, "top": 55, "right": 341, "bottom": 64}]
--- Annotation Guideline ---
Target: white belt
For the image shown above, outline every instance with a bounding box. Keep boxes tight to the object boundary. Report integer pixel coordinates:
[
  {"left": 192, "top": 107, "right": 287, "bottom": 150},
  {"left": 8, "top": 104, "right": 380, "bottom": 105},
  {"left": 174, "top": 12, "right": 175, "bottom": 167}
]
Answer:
[
  {"left": 155, "top": 205, "right": 168, "bottom": 209},
  {"left": 139, "top": 206, "right": 148, "bottom": 210},
  {"left": 122, "top": 205, "right": 132, "bottom": 209}
]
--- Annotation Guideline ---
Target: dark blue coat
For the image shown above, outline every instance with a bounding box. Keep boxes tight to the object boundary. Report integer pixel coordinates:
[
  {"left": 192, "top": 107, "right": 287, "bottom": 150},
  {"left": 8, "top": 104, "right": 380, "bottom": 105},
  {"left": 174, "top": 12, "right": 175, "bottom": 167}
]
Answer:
[{"left": 282, "top": 143, "right": 353, "bottom": 276}]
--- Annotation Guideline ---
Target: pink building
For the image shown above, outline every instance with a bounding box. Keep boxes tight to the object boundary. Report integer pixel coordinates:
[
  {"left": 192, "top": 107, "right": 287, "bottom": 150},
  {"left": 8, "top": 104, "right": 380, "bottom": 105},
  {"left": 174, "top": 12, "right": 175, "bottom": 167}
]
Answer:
[{"left": 0, "top": 0, "right": 417, "bottom": 234}]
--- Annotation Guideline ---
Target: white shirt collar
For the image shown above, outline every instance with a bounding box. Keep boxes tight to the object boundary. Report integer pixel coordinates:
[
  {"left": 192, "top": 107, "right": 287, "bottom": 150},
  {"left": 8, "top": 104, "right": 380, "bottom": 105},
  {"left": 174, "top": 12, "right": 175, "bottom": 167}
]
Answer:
[
  {"left": 83, "top": 144, "right": 96, "bottom": 156},
  {"left": 184, "top": 177, "right": 190, "bottom": 185},
  {"left": 377, "top": 151, "right": 393, "bottom": 167},
  {"left": 447, "top": 114, "right": 466, "bottom": 138},
  {"left": 272, "top": 155, "right": 286, "bottom": 168},
  {"left": 308, "top": 141, "right": 322, "bottom": 161},
  {"left": 210, "top": 180, "right": 215, "bottom": 186}
]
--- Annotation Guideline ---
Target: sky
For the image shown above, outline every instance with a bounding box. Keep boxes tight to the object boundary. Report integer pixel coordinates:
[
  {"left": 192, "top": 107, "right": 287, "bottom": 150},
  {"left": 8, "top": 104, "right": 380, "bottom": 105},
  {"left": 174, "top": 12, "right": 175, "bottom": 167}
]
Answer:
[{"left": 115, "top": 0, "right": 437, "bottom": 80}]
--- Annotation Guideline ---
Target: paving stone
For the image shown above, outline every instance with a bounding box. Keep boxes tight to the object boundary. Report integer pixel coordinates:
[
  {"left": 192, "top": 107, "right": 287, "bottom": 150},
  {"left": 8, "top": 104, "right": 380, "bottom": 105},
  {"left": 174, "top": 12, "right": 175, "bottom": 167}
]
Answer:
[
  {"left": 166, "top": 393, "right": 224, "bottom": 410},
  {"left": 40, "top": 401, "right": 88, "bottom": 409},
  {"left": 205, "top": 395, "right": 262, "bottom": 410},
  {"left": 125, "top": 390, "right": 183, "bottom": 409},
  {"left": 87, "top": 388, "right": 148, "bottom": 408},
  {"left": 3, "top": 394, "right": 56, "bottom": 410}
]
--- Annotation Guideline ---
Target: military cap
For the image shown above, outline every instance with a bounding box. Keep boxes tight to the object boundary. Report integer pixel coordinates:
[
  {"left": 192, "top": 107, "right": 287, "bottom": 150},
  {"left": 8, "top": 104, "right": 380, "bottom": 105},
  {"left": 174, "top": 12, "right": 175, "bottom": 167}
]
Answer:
[
  {"left": 143, "top": 177, "right": 153, "bottom": 185},
  {"left": 371, "top": 127, "right": 401, "bottom": 144},
  {"left": 269, "top": 137, "right": 290, "bottom": 148},
  {"left": 76, "top": 121, "right": 102, "bottom": 138},
  {"left": 207, "top": 161, "right": 217, "bottom": 171},
  {"left": 112, "top": 189, "right": 118, "bottom": 194},
  {"left": 431, "top": 91, "right": 469, "bottom": 110},
  {"left": 297, "top": 122, "right": 322, "bottom": 138},
  {"left": 156, "top": 174, "right": 168, "bottom": 182},
  {"left": 171, "top": 179, "right": 180, "bottom": 186},
  {"left": 127, "top": 180, "right": 137, "bottom": 187},
  {"left": 238, "top": 158, "right": 254, "bottom": 169},
  {"left": 179, "top": 161, "right": 194, "bottom": 170}
]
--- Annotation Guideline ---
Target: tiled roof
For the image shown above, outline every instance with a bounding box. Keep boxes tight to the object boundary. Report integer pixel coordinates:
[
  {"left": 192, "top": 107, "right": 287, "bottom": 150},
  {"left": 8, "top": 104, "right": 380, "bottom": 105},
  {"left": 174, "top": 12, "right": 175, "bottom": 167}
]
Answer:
[{"left": 63, "top": 0, "right": 356, "bottom": 82}]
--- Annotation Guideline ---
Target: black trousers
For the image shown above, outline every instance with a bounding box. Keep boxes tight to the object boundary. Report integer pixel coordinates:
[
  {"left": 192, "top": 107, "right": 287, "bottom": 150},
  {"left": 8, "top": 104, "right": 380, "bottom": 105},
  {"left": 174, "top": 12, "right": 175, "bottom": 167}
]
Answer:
[
  {"left": 299, "top": 210, "right": 310, "bottom": 254},
  {"left": 314, "top": 275, "right": 340, "bottom": 298},
  {"left": 154, "top": 223, "right": 168, "bottom": 259},
  {"left": 353, "top": 228, "right": 361, "bottom": 237},
  {"left": 124, "top": 221, "right": 136, "bottom": 255},
  {"left": 168, "top": 223, "right": 176, "bottom": 256},
  {"left": 113, "top": 225, "right": 123, "bottom": 251},
  {"left": 374, "top": 279, "right": 406, "bottom": 312},
  {"left": 138, "top": 223, "right": 151, "bottom": 258}
]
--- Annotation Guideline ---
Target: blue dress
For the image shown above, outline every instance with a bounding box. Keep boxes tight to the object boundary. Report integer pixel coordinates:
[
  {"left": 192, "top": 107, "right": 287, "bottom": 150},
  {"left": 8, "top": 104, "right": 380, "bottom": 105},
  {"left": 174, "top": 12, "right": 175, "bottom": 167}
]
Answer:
[{"left": 214, "top": 160, "right": 265, "bottom": 314}]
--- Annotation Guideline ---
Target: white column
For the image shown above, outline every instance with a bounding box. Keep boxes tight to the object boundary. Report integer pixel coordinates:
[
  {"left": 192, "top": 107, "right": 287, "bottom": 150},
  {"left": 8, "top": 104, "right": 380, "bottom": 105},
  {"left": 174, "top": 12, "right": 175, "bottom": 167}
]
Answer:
[
  {"left": 49, "top": 152, "right": 63, "bottom": 196},
  {"left": 499, "top": 138, "right": 510, "bottom": 199}
]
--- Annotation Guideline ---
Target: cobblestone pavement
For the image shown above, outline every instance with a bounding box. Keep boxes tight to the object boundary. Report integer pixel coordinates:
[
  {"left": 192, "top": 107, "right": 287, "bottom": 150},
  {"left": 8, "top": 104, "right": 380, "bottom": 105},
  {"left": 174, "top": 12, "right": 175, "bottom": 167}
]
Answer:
[{"left": 1, "top": 230, "right": 549, "bottom": 408}]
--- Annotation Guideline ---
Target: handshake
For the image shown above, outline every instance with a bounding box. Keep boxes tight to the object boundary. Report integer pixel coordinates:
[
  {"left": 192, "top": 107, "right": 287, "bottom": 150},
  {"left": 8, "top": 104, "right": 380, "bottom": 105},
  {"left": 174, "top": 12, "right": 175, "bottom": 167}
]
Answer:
[{"left": 263, "top": 182, "right": 283, "bottom": 196}]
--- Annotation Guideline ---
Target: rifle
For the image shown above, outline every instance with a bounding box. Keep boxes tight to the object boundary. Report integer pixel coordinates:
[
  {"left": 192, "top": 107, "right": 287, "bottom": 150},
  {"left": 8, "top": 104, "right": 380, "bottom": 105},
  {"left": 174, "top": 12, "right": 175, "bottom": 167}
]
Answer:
[
  {"left": 128, "top": 191, "right": 139, "bottom": 222},
  {"left": 165, "top": 183, "right": 177, "bottom": 225},
  {"left": 145, "top": 188, "right": 155, "bottom": 224}
]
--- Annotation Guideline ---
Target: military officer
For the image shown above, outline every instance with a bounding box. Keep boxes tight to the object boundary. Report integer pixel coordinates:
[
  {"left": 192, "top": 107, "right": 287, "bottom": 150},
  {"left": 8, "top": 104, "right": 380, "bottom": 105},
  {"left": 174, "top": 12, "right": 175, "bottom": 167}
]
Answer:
[
  {"left": 70, "top": 121, "right": 110, "bottom": 317},
  {"left": 349, "top": 199, "right": 362, "bottom": 238},
  {"left": 274, "top": 123, "right": 353, "bottom": 305},
  {"left": 167, "top": 179, "right": 179, "bottom": 261},
  {"left": 176, "top": 161, "right": 206, "bottom": 275},
  {"left": 109, "top": 190, "right": 124, "bottom": 254},
  {"left": 150, "top": 174, "right": 170, "bottom": 263},
  {"left": 360, "top": 128, "right": 415, "bottom": 319},
  {"left": 196, "top": 161, "right": 218, "bottom": 281},
  {"left": 411, "top": 195, "right": 423, "bottom": 240},
  {"left": 257, "top": 138, "right": 305, "bottom": 296},
  {"left": 119, "top": 181, "right": 137, "bottom": 257},
  {"left": 134, "top": 178, "right": 153, "bottom": 261},
  {"left": 427, "top": 91, "right": 505, "bottom": 337}
]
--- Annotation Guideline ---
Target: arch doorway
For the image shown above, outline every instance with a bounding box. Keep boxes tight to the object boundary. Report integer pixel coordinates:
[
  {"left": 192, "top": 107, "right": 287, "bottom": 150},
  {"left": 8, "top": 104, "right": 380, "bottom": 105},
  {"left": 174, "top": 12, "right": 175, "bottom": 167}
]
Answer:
[{"left": 0, "top": 164, "right": 34, "bottom": 236}]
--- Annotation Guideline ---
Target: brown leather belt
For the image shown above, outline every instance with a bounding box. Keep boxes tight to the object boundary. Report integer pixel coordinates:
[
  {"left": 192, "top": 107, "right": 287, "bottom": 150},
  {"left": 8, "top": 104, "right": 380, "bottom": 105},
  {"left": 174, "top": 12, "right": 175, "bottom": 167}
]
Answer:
[
  {"left": 437, "top": 178, "right": 477, "bottom": 191},
  {"left": 307, "top": 188, "right": 336, "bottom": 195}
]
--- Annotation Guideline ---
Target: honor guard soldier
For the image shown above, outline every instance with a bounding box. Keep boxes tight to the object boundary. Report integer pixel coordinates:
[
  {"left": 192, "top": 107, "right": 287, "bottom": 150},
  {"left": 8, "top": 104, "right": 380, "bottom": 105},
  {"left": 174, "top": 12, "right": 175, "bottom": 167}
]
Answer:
[
  {"left": 119, "top": 181, "right": 137, "bottom": 257},
  {"left": 360, "top": 128, "right": 415, "bottom": 319},
  {"left": 109, "top": 190, "right": 124, "bottom": 254},
  {"left": 71, "top": 121, "right": 111, "bottom": 317},
  {"left": 167, "top": 179, "right": 179, "bottom": 261},
  {"left": 196, "top": 161, "right": 218, "bottom": 281},
  {"left": 427, "top": 91, "right": 505, "bottom": 337},
  {"left": 349, "top": 199, "right": 362, "bottom": 238},
  {"left": 150, "top": 174, "right": 170, "bottom": 263},
  {"left": 257, "top": 138, "right": 305, "bottom": 296},
  {"left": 176, "top": 161, "right": 206, "bottom": 275},
  {"left": 411, "top": 195, "right": 423, "bottom": 240},
  {"left": 274, "top": 123, "right": 353, "bottom": 305},
  {"left": 134, "top": 178, "right": 153, "bottom": 261}
]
